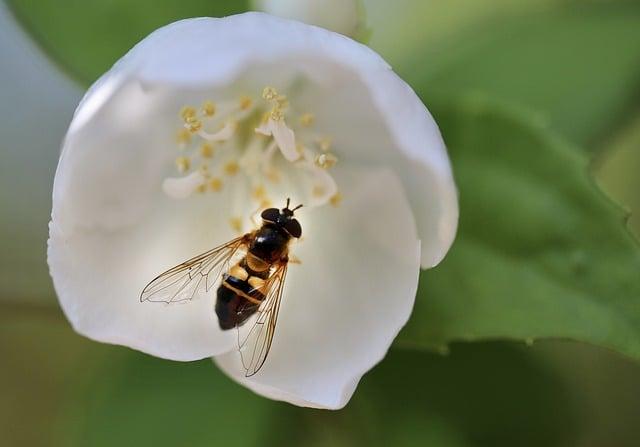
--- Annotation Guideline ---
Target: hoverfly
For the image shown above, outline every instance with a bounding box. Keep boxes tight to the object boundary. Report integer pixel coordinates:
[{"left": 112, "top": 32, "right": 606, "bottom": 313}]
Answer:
[{"left": 140, "top": 199, "right": 303, "bottom": 376}]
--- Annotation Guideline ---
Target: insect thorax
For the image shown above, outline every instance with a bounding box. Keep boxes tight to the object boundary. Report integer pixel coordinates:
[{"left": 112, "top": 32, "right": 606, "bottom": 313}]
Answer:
[{"left": 249, "top": 224, "right": 290, "bottom": 264}]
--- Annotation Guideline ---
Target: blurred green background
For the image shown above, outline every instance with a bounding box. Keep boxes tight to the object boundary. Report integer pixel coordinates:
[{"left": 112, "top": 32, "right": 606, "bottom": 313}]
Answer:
[{"left": 2, "top": 0, "right": 640, "bottom": 446}]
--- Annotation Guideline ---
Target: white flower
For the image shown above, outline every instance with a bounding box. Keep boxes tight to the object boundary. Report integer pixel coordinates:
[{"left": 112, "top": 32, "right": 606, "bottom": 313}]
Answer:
[{"left": 47, "top": 13, "right": 458, "bottom": 409}]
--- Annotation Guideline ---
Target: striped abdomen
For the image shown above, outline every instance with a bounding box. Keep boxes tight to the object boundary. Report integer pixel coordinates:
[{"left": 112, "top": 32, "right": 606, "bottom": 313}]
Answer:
[{"left": 215, "top": 256, "right": 271, "bottom": 330}]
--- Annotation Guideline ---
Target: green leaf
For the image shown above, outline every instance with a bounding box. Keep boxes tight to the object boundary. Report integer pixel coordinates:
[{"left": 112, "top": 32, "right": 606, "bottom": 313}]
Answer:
[
  {"left": 595, "top": 114, "right": 640, "bottom": 236},
  {"left": 1, "top": 311, "right": 582, "bottom": 446},
  {"left": 273, "top": 343, "right": 579, "bottom": 447},
  {"left": 391, "top": 1, "right": 640, "bottom": 148},
  {"left": 398, "top": 95, "right": 640, "bottom": 360},
  {"left": 55, "top": 353, "right": 280, "bottom": 447},
  {"left": 7, "top": 0, "right": 250, "bottom": 84},
  {"left": 0, "top": 312, "right": 281, "bottom": 447},
  {"left": 0, "top": 312, "right": 106, "bottom": 447},
  {"left": 536, "top": 341, "right": 640, "bottom": 446}
]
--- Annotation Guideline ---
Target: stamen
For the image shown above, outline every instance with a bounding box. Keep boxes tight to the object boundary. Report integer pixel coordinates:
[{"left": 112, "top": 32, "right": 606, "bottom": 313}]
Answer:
[
  {"left": 185, "top": 117, "right": 202, "bottom": 133},
  {"left": 270, "top": 107, "right": 284, "bottom": 121},
  {"left": 262, "top": 86, "right": 278, "bottom": 101},
  {"left": 197, "top": 121, "right": 236, "bottom": 141},
  {"left": 312, "top": 185, "right": 326, "bottom": 197},
  {"left": 239, "top": 96, "right": 253, "bottom": 110},
  {"left": 199, "top": 143, "right": 214, "bottom": 158},
  {"left": 209, "top": 177, "right": 223, "bottom": 192},
  {"left": 301, "top": 162, "right": 338, "bottom": 206},
  {"left": 175, "top": 156, "right": 190, "bottom": 173},
  {"left": 252, "top": 184, "right": 267, "bottom": 200},
  {"left": 163, "top": 171, "right": 205, "bottom": 199},
  {"left": 230, "top": 217, "right": 243, "bottom": 233},
  {"left": 224, "top": 161, "right": 240, "bottom": 176},
  {"left": 180, "top": 106, "right": 196, "bottom": 121},
  {"left": 330, "top": 191, "right": 343, "bottom": 207},
  {"left": 318, "top": 137, "right": 332, "bottom": 152},
  {"left": 315, "top": 153, "right": 338, "bottom": 169},
  {"left": 167, "top": 85, "right": 339, "bottom": 208},
  {"left": 201, "top": 100, "right": 216, "bottom": 117},
  {"left": 276, "top": 95, "right": 289, "bottom": 109},
  {"left": 299, "top": 113, "right": 314, "bottom": 127},
  {"left": 176, "top": 128, "right": 192, "bottom": 146},
  {"left": 264, "top": 167, "right": 281, "bottom": 183},
  {"left": 256, "top": 118, "right": 298, "bottom": 162}
]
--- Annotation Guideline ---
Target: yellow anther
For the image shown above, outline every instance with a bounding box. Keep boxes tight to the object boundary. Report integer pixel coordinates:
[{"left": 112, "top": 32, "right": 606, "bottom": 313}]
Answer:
[
  {"left": 170, "top": 87, "right": 340, "bottom": 213},
  {"left": 209, "top": 177, "right": 223, "bottom": 192},
  {"left": 201, "top": 101, "right": 216, "bottom": 117},
  {"left": 252, "top": 184, "right": 267, "bottom": 200},
  {"left": 318, "top": 137, "right": 332, "bottom": 152},
  {"left": 330, "top": 191, "right": 343, "bottom": 207},
  {"left": 199, "top": 143, "right": 214, "bottom": 158},
  {"left": 230, "top": 217, "right": 243, "bottom": 233},
  {"left": 276, "top": 95, "right": 289, "bottom": 109},
  {"left": 176, "top": 128, "right": 192, "bottom": 145},
  {"left": 224, "top": 161, "right": 239, "bottom": 176},
  {"left": 316, "top": 153, "right": 338, "bottom": 169},
  {"left": 265, "top": 167, "right": 281, "bottom": 183},
  {"left": 175, "top": 156, "right": 190, "bottom": 173},
  {"left": 262, "top": 86, "right": 278, "bottom": 101},
  {"left": 270, "top": 107, "right": 284, "bottom": 121},
  {"left": 259, "top": 111, "right": 271, "bottom": 125},
  {"left": 186, "top": 117, "right": 202, "bottom": 133},
  {"left": 180, "top": 106, "right": 196, "bottom": 121},
  {"left": 239, "top": 95, "right": 253, "bottom": 110},
  {"left": 312, "top": 185, "right": 326, "bottom": 198},
  {"left": 299, "top": 113, "right": 315, "bottom": 127}
]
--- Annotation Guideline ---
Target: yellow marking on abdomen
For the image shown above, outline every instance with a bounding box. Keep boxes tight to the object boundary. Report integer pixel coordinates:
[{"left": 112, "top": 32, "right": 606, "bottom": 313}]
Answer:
[{"left": 222, "top": 281, "right": 263, "bottom": 305}]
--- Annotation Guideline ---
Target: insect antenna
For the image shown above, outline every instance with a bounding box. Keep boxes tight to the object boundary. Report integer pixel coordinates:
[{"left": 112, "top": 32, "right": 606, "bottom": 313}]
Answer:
[{"left": 291, "top": 203, "right": 303, "bottom": 212}]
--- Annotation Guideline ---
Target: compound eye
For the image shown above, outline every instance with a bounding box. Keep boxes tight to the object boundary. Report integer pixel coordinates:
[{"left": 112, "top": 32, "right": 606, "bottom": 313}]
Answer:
[
  {"left": 284, "top": 219, "right": 302, "bottom": 238},
  {"left": 261, "top": 208, "right": 280, "bottom": 223}
]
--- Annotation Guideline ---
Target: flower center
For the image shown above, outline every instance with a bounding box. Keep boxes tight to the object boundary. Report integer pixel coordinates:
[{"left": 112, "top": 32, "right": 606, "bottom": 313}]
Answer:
[{"left": 162, "top": 86, "right": 341, "bottom": 232}]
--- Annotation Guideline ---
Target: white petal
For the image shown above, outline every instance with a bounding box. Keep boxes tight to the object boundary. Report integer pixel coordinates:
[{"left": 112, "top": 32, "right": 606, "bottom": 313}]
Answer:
[
  {"left": 215, "top": 166, "right": 420, "bottom": 409},
  {"left": 119, "top": 13, "right": 457, "bottom": 268},
  {"left": 48, "top": 190, "right": 239, "bottom": 360},
  {"left": 127, "top": 13, "right": 387, "bottom": 87},
  {"left": 49, "top": 79, "right": 239, "bottom": 359},
  {"left": 305, "top": 73, "right": 458, "bottom": 269},
  {"left": 361, "top": 70, "right": 458, "bottom": 268}
]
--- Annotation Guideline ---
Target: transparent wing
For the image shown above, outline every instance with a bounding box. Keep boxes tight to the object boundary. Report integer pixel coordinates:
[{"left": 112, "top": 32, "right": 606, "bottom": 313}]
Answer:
[
  {"left": 237, "top": 261, "right": 288, "bottom": 377},
  {"left": 140, "top": 235, "right": 249, "bottom": 304}
]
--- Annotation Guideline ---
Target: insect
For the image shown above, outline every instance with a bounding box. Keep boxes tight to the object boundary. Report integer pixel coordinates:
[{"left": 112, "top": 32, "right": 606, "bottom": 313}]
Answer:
[{"left": 140, "top": 199, "right": 303, "bottom": 376}]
